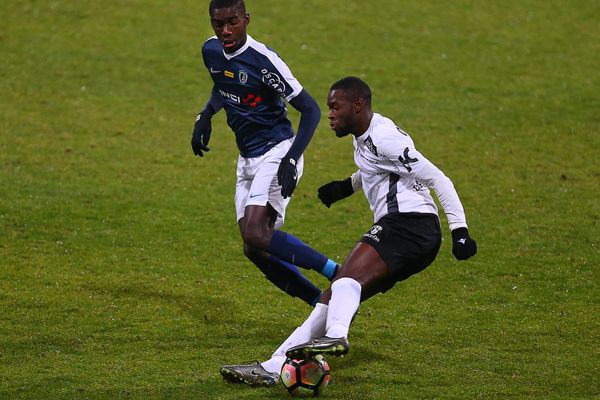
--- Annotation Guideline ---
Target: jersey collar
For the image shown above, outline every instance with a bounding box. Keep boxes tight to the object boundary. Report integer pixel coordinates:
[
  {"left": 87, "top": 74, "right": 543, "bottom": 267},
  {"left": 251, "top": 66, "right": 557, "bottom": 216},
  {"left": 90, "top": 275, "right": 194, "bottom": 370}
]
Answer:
[
  {"left": 222, "top": 34, "right": 253, "bottom": 60},
  {"left": 355, "top": 113, "right": 379, "bottom": 142}
]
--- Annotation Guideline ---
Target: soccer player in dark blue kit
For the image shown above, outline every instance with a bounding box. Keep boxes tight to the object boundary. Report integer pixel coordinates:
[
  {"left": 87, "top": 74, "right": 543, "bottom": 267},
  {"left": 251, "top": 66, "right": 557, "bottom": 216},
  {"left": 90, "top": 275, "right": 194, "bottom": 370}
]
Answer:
[{"left": 191, "top": 0, "right": 337, "bottom": 306}]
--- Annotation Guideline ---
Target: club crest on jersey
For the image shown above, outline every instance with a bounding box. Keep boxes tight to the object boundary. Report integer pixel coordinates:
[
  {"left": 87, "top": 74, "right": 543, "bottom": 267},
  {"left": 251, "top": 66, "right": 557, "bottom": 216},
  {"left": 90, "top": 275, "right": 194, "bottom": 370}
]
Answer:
[
  {"left": 224, "top": 70, "right": 234, "bottom": 78},
  {"left": 239, "top": 70, "right": 248, "bottom": 84},
  {"left": 364, "top": 136, "right": 378, "bottom": 156},
  {"left": 261, "top": 69, "right": 286, "bottom": 94}
]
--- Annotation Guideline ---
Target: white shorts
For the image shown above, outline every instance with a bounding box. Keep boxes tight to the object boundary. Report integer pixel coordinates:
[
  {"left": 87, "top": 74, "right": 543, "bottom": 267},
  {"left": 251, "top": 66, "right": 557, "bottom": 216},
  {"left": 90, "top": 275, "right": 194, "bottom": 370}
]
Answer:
[{"left": 235, "top": 138, "right": 304, "bottom": 228}]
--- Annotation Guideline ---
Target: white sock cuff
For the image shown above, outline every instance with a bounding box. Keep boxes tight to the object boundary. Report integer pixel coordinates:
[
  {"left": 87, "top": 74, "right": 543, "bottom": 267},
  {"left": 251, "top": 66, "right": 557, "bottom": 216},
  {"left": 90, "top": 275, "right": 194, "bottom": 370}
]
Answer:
[
  {"left": 326, "top": 277, "right": 361, "bottom": 339},
  {"left": 332, "top": 277, "right": 362, "bottom": 295},
  {"left": 261, "top": 355, "right": 286, "bottom": 374},
  {"left": 311, "top": 303, "right": 328, "bottom": 319}
]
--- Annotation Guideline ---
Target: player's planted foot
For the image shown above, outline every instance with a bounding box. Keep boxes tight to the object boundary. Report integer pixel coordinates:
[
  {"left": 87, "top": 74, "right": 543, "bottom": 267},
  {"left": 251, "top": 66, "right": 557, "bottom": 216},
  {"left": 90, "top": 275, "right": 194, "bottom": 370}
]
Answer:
[
  {"left": 220, "top": 361, "right": 280, "bottom": 387},
  {"left": 286, "top": 336, "right": 350, "bottom": 358}
]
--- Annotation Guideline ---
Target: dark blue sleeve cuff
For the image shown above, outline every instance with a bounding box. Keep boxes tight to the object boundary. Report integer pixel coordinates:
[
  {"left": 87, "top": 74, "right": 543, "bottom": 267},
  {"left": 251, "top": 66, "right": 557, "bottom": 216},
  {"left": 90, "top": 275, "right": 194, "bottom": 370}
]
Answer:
[{"left": 287, "top": 89, "right": 321, "bottom": 160}]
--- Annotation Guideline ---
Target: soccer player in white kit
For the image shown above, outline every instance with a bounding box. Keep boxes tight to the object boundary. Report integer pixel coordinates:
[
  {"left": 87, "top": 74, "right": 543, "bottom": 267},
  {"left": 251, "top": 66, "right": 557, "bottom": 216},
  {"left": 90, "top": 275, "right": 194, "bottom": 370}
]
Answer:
[{"left": 220, "top": 76, "right": 477, "bottom": 387}]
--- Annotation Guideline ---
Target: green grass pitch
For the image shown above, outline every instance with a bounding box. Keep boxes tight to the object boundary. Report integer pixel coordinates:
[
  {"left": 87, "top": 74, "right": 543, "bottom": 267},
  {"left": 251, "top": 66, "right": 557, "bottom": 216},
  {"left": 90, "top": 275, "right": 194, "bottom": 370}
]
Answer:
[{"left": 1, "top": 0, "right": 598, "bottom": 399}]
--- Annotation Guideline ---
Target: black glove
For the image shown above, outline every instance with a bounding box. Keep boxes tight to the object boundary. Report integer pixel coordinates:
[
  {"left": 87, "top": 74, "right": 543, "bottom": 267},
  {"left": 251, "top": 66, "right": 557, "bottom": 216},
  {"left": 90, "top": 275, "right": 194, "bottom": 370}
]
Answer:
[
  {"left": 277, "top": 156, "right": 298, "bottom": 198},
  {"left": 451, "top": 227, "right": 477, "bottom": 260},
  {"left": 191, "top": 112, "right": 212, "bottom": 157},
  {"left": 317, "top": 177, "right": 354, "bottom": 208}
]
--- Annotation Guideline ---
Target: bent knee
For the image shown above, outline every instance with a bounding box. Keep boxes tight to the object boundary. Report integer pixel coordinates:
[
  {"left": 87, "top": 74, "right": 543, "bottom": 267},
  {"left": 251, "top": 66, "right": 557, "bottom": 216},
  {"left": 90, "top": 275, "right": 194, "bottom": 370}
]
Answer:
[
  {"left": 241, "top": 228, "right": 271, "bottom": 250},
  {"left": 243, "top": 242, "right": 263, "bottom": 261}
]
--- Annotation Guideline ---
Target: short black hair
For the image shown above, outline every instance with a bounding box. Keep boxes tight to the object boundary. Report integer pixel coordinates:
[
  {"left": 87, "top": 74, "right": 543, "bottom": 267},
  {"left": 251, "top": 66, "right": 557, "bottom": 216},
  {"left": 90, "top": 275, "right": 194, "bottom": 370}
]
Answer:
[
  {"left": 209, "top": 0, "right": 246, "bottom": 15},
  {"left": 330, "top": 76, "right": 372, "bottom": 106}
]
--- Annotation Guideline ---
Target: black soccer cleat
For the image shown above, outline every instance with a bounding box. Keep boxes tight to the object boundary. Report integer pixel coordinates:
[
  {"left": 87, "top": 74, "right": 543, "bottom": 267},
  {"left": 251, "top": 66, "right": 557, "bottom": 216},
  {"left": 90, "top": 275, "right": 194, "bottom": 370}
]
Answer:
[
  {"left": 285, "top": 336, "right": 350, "bottom": 359},
  {"left": 220, "top": 361, "right": 280, "bottom": 387}
]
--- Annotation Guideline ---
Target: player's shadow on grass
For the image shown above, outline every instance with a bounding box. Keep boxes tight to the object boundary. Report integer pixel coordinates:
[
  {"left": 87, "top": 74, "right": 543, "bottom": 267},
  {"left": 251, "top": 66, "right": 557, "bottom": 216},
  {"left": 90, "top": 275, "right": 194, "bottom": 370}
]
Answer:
[{"left": 327, "top": 344, "right": 392, "bottom": 373}]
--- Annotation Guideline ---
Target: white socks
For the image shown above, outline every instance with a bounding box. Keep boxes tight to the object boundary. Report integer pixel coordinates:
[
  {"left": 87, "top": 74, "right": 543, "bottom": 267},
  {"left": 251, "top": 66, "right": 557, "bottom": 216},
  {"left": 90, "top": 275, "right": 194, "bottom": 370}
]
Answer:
[
  {"left": 261, "top": 303, "right": 328, "bottom": 373},
  {"left": 325, "top": 277, "right": 361, "bottom": 339},
  {"left": 260, "top": 278, "right": 362, "bottom": 374}
]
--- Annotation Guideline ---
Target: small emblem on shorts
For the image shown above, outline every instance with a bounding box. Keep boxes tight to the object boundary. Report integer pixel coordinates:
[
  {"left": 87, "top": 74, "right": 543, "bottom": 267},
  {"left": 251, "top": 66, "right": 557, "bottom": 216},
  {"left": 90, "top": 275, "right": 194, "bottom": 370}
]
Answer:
[
  {"left": 370, "top": 225, "right": 383, "bottom": 235},
  {"left": 363, "top": 224, "right": 382, "bottom": 242}
]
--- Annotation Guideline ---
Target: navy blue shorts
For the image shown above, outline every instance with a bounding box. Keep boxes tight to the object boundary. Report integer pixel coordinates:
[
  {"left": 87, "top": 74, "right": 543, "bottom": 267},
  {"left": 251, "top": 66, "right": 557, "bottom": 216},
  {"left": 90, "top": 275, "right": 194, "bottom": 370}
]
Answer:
[{"left": 359, "top": 212, "right": 442, "bottom": 292}]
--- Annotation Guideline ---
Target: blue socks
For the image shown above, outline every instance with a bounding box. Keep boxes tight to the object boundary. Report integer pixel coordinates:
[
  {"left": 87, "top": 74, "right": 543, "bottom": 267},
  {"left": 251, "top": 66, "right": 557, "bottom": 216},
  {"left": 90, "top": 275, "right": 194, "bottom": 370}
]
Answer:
[
  {"left": 255, "top": 255, "right": 322, "bottom": 306},
  {"left": 267, "top": 230, "right": 338, "bottom": 280},
  {"left": 321, "top": 259, "right": 338, "bottom": 280}
]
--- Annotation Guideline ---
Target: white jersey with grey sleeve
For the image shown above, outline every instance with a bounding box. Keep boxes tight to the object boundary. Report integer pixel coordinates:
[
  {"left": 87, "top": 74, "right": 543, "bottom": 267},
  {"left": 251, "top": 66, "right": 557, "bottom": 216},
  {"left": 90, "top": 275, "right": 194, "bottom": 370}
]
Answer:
[{"left": 349, "top": 113, "right": 468, "bottom": 231}]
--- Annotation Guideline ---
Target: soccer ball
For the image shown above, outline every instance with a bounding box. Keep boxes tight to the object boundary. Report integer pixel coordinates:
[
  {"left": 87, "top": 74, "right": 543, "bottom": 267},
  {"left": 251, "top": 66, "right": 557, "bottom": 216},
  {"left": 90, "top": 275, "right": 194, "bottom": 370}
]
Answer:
[{"left": 280, "top": 355, "right": 331, "bottom": 397}]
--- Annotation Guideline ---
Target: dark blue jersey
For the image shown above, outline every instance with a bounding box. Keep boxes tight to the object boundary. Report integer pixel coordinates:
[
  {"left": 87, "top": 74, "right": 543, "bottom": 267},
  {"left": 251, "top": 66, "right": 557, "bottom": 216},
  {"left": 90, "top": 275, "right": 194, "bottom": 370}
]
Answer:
[{"left": 202, "top": 35, "right": 304, "bottom": 158}]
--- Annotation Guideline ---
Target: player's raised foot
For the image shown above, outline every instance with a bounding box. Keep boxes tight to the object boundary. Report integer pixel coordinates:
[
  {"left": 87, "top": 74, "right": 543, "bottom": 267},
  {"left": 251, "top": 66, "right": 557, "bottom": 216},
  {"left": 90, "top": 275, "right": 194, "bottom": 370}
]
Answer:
[
  {"left": 286, "top": 336, "right": 350, "bottom": 359},
  {"left": 220, "top": 361, "right": 280, "bottom": 387}
]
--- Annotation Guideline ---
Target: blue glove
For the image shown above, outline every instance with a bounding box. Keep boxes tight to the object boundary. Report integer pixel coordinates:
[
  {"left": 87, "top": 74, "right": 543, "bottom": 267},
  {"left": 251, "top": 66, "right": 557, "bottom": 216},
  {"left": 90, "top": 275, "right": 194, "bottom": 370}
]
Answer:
[
  {"left": 277, "top": 156, "right": 298, "bottom": 198},
  {"left": 191, "top": 112, "right": 212, "bottom": 157},
  {"left": 451, "top": 227, "right": 477, "bottom": 260}
]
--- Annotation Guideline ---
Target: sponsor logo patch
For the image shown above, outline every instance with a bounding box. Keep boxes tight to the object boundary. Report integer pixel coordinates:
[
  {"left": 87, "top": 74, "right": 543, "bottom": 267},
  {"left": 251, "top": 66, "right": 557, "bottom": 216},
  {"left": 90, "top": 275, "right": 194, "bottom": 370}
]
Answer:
[
  {"left": 241, "top": 93, "right": 262, "bottom": 108},
  {"left": 224, "top": 70, "right": 234, "bottom": 78},
  {"left": 261, "top": 69, "right": 286, "bottom": 94},
  {"left": 398, "top": 147, "right": 418, "bottom": 172},
  {"left": 364, "top": 136, "right": 378, "bottom": 156},
  {"left": 219, "top": 89, "right": 241, "bottom": 103}
]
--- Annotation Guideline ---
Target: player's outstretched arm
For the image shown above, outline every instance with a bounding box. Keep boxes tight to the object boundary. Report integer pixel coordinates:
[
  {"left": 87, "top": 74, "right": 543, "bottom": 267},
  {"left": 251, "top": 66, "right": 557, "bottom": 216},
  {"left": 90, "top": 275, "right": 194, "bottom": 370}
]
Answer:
[
  {"left": 277, "top": 89, "right": 321, "bottom": 198},
  {"left": 318, "top": 178, "right": 353, "bottom": 208},
  {"left": 408, "top": 152, "right": 477, "bottom": 260},
  {"left": 317, "top": 171, "right": 361, "bottom": 208},
  {"left": 191, "top": 88, "right": 223, "bottom": 157}
]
